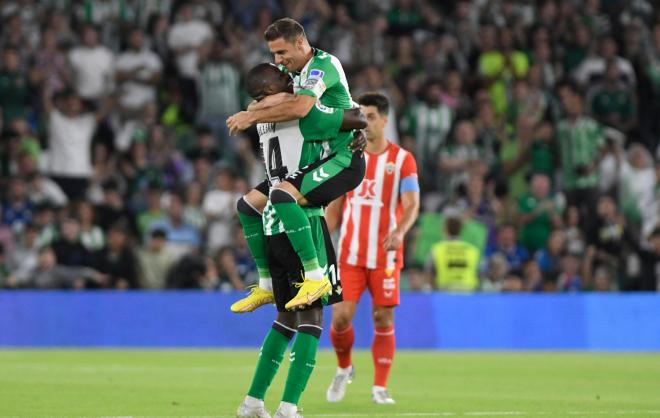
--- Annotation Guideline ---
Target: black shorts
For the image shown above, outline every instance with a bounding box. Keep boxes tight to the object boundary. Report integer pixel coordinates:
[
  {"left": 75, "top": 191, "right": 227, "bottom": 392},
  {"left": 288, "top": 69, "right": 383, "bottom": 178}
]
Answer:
[{"left": 266, "top": 216, "right": 343, "bottom": 312}]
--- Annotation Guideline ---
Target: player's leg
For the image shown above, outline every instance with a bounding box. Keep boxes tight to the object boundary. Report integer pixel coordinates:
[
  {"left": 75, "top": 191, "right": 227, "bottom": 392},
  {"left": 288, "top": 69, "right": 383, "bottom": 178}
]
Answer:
[
  {"left": 232, "top": 183, "right": 273, "bottom": 313},
  {"left": 368, "top": 268, "right": 401, "bottom": 404},
  {"left": 275, "top": 153, "right": 365, "bottom": 310},
  {"left": 326, "top": 263, "right": 366, "bottom": 402},
  {"left": 238, "top": 311, "right": 296, "bottom": 418},
  {"left": 276, "top": 307, "right": 323, "bottom": 418}
]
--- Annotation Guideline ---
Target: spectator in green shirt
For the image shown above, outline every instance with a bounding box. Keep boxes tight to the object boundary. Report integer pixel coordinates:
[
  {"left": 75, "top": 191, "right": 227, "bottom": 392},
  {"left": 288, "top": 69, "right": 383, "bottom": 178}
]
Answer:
[
  {"left": 557, "top": 88, "right": 605, "bottom": 214},
  {"left": 586, "top": 59, "right": 637, "bottom": 135},
  {"left": 0, "top": 48, "right": 29, "bottom": 124},
  {"left": 518, "top": 173, "right": 562, "bottom": 252}
]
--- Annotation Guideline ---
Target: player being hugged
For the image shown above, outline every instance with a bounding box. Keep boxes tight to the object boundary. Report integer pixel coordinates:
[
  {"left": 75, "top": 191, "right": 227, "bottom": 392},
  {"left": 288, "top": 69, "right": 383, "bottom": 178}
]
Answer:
[
  {"left": 325, "top": 93, "right": 420, "bottom": 405},
  {"left": 227, "top": 18, "right": 365, "bottom": 313}
]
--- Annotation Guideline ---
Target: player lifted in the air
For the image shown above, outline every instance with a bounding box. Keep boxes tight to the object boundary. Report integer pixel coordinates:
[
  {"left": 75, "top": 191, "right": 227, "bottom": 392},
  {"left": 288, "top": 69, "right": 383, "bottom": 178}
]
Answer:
[
  {"left": 227, "top": 18, "right": 364, "bottom": 312},
  {"left": 325, "top": 93, "right": 420, "bottom": 405},
  {"left": 235, "top": 63, "right": 365, "bottom": 418}
]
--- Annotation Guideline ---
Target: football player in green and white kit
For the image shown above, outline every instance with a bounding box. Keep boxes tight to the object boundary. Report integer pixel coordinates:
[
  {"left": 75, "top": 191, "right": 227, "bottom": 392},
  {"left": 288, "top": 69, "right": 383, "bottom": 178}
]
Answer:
[
  {"left": 235, "top": 63, "right": 365, "bottom": 418},
  {"left": 228, "top": 18, "right": 364, "bottom": 313}
]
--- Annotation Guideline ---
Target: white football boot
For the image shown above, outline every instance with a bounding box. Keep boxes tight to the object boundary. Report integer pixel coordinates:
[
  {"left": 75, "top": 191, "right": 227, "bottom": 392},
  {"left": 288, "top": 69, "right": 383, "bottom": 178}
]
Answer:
[
  {"left": 326, "top": 365, "right": 355, "bottom": 402},
  {"left": 236, "top": 396, "right": 271, "bottom": 418},
  {"left": 372, "top": 386, "right": 396, "bottom": 404}
]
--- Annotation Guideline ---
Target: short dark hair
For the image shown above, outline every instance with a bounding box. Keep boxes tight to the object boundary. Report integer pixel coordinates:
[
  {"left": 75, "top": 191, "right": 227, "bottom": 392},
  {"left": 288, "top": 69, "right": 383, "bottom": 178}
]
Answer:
[
  {"left": 445, "top": 216, "right": 462, "bottom": 237},
  {"left": 264, "top": 18, "right": 306, "bottom": 43},
  {"left": 357, "top": 92, "right": 389, "bottom": 116},
  {"left": 245, "top": 63, "right": 289, "bottom": 99}
]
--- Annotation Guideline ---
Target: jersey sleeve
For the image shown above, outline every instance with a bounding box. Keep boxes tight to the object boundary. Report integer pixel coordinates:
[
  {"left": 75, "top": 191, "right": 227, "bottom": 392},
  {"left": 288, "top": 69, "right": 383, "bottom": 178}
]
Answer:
[
  {"left": 297, "top": 57, "right": 339, "bottom": 99},
  {"left": 399, "top": 152, "right": 420, "bottom": 194},
  {"left": 298, "top": 103, "right": 344, "bottom": 141}
]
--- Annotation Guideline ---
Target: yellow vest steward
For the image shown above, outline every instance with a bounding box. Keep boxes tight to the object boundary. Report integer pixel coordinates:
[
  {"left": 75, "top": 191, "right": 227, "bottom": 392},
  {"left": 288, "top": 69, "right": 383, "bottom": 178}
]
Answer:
[{"left": 431, "top": 240, "right": 480, "bottom": 291}]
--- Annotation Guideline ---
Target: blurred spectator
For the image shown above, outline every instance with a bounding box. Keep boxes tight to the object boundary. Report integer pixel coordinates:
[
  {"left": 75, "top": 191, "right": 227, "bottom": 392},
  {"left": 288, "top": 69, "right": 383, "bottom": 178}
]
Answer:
[
  {"left": 29, "top": 245, "right": 105, "bottom": 289},
  {"left": 517, "top": 173, "right": 562, "bottom": 253},
  {"left": 68, "top": 25, "right": 115, "bottom": 100},
  {"left": 478, "top": 26, "right": 529, "bottom": 115},
  {"left": 557, "top": 88, "right": 604, "bottom": 214},
  {"left": 616, "top": 143, "right": 655, "bottom": 227},
  {"left": 43, "top": 89, "right": 113, "bottom": 201},
  {"left": 115, "top": 27, "right": 163, "bottom": 115},
  {"left": 203, "top": 167, "right": 239, "bottom": 253},
  {"left": 26, "top": 172, "right": 68, "bottom": 208},
  {"left": 52, "top": 217, "right": 91, "bottom": 267},
  {"left": 32, "top": 28, "right": 68, "bottom": 96},
  {"left": 183, "top": 181, "right": 206, "bottom": 231},
  {"left": 197, "top": 40, "right": 241, "bottom": 151},
  {"left": 165, "top": 252, "right": 214, "bottom": 289},
  {"left": 0, "top": 48, "right": 30, "bottom": 125},
  {"left": 94, "top": 224, "right": 139, "bottom": 289},
  {"left": 2, "top": 177, "right": 32, "bottom": 232},
  {"left": 167, "top": 2, "right": 213, "bottom": 121},
  {"left": 586, "top": 194, "right": 628, "bottom": 289},
  {"left": 76, "top": 201, "right": 105, "bottom": 252},
  {"left": 481, "top": 253, "right": 509, "bottom": 292},
  {"left": 95, "top": 179, "right": 138, "bottom": 237},
  {"left": 534, "top": 229, "right": 566, "bottom": 275},
  {"left": 486, "top": 224, "right": 529, "bottom": 272},
  {"left": 574, "top": 35, "right": 635, "bottom": 88},
  {"left": 149, "top": 192, "right": 200, "bottom": 259},
  {"left": 213, "top": 246, "right": 247, "bottom": 291},
  {"left": 426, "top": 216, "right": 480, "bottom": 292},
  {"left": 522, "top": 259, "right": 545, "bottom": 292},
  {"left": 586, "top": 59, "right": 637, "bottom": 134},
  {"left": 557, "top": 252, "right": 583, "bottom": 292},
  {"left": 7, "top": 223, "right": 40, "bottom": 287},
  {"left": 138, "top": 228, "right": 176, "bottom": 289}
]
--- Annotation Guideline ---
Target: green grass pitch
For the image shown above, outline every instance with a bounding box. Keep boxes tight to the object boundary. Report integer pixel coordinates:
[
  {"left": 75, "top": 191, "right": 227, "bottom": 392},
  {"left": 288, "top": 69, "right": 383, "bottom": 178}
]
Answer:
[{"left": 1, "top": 350, "right": 659, "bottom": 417}]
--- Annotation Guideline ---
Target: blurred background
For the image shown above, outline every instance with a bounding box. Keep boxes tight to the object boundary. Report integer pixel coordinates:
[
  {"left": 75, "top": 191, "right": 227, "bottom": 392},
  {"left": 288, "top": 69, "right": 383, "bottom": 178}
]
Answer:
[{"left": 1, "top": 0, "right": 660, "bottom": 296}]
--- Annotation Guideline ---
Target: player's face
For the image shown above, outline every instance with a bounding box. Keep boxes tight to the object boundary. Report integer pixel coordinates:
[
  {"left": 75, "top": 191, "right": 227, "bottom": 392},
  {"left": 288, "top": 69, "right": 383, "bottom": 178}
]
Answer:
[
  {"left": 268, "top": 36, "right": 305, "bottom": 72},
  {"left": 360, "top": 105, "right": 387, "bottom": 142}
]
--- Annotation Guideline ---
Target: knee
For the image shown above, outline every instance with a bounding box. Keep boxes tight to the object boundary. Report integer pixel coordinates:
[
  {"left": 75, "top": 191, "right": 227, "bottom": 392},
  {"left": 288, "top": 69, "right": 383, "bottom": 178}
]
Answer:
[
  {"left": 236, "top": 196, "right": 260, "bottom": 216},
  {"left": 269, "top": 188, "right": 296, "bottom": 204},
  {"left": 276, "top": 311, "right": 298, "bottom": 330},
  {"left": 372, "top": 308, "right": 393, "bottom": 329},
  {"left": 332, "top": 310, "right": 352, "bottom": 331}
]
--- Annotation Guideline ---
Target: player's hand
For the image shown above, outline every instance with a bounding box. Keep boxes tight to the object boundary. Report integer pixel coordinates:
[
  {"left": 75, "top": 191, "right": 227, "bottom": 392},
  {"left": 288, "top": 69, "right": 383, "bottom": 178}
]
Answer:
[
  {"left": 226, "top": 111, "right": 255, "bottom": 135},
  {"left": 383, "top": 229, "right": 404, "bottom": 251},
  {"left": 349, "top": 130, "right": 367, "bottom": 154}
]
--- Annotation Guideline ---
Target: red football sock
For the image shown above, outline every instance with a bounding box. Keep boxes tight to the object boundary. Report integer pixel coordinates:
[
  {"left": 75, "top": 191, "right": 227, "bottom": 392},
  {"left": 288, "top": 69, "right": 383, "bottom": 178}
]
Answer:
[
  {"left": 330, "top": 324, "right": 354, "bottom": 369},
  {"left": 372, "top": 325, "right": 395, "bottom": 387}
]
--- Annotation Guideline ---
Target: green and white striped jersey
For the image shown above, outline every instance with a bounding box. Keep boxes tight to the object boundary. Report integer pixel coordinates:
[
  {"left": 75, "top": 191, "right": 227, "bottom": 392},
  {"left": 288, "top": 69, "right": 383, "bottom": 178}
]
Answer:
[
  {"left": 294, "top": 48, "right": 355, "bottom": 166},
  {"left": 260, "top": 102, "right": 344, "bottom": 236}
]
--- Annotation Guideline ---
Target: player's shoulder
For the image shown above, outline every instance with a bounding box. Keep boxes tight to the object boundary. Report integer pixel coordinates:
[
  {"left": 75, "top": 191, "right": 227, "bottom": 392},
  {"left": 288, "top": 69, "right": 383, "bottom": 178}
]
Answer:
[
  {"left": 387, "top": 141, "right": 416, "bottom": 162},
  {"left": 309, "top": 48, "right": 342, "bottom": 70}
]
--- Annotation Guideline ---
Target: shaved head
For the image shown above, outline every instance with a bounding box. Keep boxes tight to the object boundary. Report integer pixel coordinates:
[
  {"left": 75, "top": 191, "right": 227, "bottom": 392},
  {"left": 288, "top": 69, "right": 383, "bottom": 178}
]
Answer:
[{"left": 245, "top": 63, "right": 293, "bottom": 100}]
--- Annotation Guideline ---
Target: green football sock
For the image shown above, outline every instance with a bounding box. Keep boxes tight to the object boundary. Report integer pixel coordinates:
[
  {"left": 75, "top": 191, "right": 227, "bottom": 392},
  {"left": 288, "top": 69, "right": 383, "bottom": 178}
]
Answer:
[
  {"left": 237, "top": 201, "right": 270, "bottom": 281},
  {"left": 247, "top": 327, "right": 292, "bottom": 400},
  {"left": 282, "top": 330, "right": 320, "bottom": 405},
  {"left": 271, "top": 192, "right": 323, "bottom": 280}
]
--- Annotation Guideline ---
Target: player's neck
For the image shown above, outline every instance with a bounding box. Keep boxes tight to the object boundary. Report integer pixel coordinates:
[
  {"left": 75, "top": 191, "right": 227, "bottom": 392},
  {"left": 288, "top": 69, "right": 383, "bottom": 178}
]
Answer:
[{"left": 366, "top": 137, "right": 388, "bottom": 154}]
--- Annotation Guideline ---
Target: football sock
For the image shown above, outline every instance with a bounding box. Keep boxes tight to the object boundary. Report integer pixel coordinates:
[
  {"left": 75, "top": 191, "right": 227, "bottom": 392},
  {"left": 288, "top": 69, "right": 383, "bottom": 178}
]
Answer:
[
  {"left": 372, "top": 325, "right": 395, "bottom": 387},
  {"left": 247, "top": 323, "right": 295, "bottom": 400},
  {"left": 237, "top": 197, "right": 271, "bottom": 288},
  {"left": 270, "top": 189, "right": 323, "bottom": 281},
  {"left": 282, "top": 325, "right": 321, "bottom": 405},
  {"left": 330, "top": 324, "right": 354, "bottom": 369}
]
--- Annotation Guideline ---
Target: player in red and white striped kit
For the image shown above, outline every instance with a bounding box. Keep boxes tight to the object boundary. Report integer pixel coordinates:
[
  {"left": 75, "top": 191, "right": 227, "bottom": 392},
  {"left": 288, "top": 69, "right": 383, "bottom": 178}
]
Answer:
[{"left": 325, "top": 93, "right": 420, "bottom": 405}]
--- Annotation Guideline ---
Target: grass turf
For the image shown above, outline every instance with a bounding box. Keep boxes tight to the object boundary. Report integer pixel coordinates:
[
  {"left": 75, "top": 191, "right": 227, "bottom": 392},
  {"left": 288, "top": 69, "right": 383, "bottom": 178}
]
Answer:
[{"left": 0, "top": 350, "right": 659, "bottom": 417}]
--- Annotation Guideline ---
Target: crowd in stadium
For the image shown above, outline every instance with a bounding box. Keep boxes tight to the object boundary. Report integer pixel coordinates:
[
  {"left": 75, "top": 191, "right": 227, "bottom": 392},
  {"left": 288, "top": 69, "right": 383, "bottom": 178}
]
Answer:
[{"left": 1, "top": 0, "right": 659, "bottom": 292}]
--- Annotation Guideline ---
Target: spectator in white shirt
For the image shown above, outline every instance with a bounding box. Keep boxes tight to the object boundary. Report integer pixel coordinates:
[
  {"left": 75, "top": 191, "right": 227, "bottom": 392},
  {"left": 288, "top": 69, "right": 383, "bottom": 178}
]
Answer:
[
  {"left": 203, "top": 167, "right": 239, "bottom": 253},
  {"left": 68, "top": 25, "right": 115, "bottom": 101},
  {"left": 167, "top": 3, "right": 213, "bottom": 79},
  {"left": 43, "top": 89, "right": 113, "bottom": 200},
  {"left": 116, "top": 28, "right": 163, "bottom": 114}
]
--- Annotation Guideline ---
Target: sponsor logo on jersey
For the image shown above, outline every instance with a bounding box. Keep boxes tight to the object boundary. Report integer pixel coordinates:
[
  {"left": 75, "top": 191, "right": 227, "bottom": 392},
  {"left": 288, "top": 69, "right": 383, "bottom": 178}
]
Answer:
[
  {"left": 309, "top": 69, "right": 325, "bottom": 79},
  {"left": 315, "top": 102, "right": 334, "bottom": 114},
  {"left": 383, "top": 277, "right": 396, "bottom": 290},
  {"left": 383, "top": 290, "right": 393, "bottom": 298},
  {"left": 357, "top": 179, "right": 377, "bottom": 199}
]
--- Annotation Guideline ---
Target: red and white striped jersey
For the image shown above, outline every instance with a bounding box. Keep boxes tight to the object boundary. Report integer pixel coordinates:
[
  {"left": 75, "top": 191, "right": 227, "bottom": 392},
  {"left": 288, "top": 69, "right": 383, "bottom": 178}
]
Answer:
[{"left": 338, "top": 141, "right": 419, "bottom": 270}]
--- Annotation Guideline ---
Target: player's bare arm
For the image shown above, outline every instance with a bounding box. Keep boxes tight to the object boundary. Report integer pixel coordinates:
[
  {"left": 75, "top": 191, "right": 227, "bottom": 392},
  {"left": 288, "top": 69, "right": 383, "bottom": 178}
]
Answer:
[
  {"left": 382, "top": 190, "right": 420, "bottom": 251},
  {"left": 247, "top": 92, "right": 297, "bottom": 111},
  {"left": 227, "top": 94, "right": 316, "bottom": 135}
]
